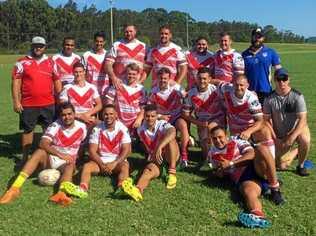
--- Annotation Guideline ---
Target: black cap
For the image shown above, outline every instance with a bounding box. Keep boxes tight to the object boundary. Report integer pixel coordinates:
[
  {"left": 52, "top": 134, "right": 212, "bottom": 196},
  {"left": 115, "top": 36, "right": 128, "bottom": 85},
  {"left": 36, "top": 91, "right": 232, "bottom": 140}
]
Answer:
[
  {"left": 251, "top": 28, "right": 264, "bottom": 38},
  {"left": 274, "top": 68, "right": 289, "bottom": 78}
]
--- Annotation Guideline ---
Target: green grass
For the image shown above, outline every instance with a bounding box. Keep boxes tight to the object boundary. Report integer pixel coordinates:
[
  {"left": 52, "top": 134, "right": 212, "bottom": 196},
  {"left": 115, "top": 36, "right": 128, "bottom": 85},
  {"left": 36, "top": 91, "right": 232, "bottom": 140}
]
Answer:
[{"left": 0, "top": 44, "right": 316, "bottom": 235}]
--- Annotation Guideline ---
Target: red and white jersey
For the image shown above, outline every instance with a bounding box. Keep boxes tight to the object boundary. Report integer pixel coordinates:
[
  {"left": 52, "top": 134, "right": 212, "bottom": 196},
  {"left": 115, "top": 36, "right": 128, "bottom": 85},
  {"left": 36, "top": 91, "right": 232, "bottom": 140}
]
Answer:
[
  {"left": 219, "top": 83, "right": 262, "bottom": 135},
  {"left": 12, "top": 55, "right": 59, "bottom": 107},
  {"left": 208, "top": 136, "right": 253, "bottom": 183},
  {"left": 105, "top": 39, "right": 147, "bottom": 80},
  {"left": 42, "top": 120, "right": 87, "bottom": 159},
  {"left": 82, "top": 49, "right": 109, "bottom": 96},
  {"left": 52, "top": 52, "right": 81, "bottom": 85},
  {"left": 106, "top": 83, "right": 146, "bottom": 128},
  {"left": 184, "top": 84, "right": 225, "bottom": 124},
  {"left": 148, "top": 84, "right": 184, "bottom": 124},
  {"left": 90, "top": 120, "right": 131, "bottom": 163},
  {"left": 137, "top": 120, "right": 173, "bottom": 156},
  {"left": 185, "top": 50, "right": 214, "bottom": 89},
  {"left": 213, "top": 49, "right": 244, "bottom": 83},
  {"left": 146, "top": 42, "right": 187, "bottom": 87},
  {"left": 59, "top": 81, "right": 100, "bottom": 114}
]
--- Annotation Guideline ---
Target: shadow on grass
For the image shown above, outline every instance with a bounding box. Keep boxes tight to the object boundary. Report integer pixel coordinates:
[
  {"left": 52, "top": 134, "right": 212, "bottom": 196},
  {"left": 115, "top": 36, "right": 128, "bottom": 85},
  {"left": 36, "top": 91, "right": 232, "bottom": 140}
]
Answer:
[{"left": 0, "top": 132, "right": 43, "bottom": 172}]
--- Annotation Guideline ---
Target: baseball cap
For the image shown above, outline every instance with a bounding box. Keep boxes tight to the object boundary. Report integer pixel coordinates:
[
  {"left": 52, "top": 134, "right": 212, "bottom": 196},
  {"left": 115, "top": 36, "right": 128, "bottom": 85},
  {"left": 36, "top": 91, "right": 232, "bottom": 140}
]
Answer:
[
  {"left": 251, "top": 28, "right": 264, "bottom": 38},
  {"left": 274, "top": 68, "right": 289, "bottom": 80},
  {"left": 31, "top": 36, "right": 46, "bottom": 45}
]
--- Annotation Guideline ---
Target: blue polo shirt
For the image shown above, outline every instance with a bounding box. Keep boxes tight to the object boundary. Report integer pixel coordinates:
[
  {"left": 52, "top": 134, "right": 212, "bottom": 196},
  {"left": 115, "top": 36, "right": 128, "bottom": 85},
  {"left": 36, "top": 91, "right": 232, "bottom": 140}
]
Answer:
[{"left": 242, "top": 46, "right": 281, "bottom": 93}]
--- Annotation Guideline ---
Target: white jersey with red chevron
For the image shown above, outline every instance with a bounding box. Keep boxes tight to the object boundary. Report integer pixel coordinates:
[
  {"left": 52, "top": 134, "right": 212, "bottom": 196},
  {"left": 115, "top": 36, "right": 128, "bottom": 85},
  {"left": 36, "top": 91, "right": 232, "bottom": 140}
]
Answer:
[
  {"left": 208, "top": 136, "right": 253, "bottom": 183},
  {"left": 105, "top": 39, "right": 147, "bottom": 80},
  {"left": 219, "top": 83, "right": 262, "bottom": 135},
  {"left": 59, "top": 81, "right": 100, "bottom": 114},
  {"left": 52, "top": 52, "right": 81, "bottom": 85},
  {"left": 42, "top": 119, "right": 87, "bottom": 159},
  {"left": 82, "top": 49, "right": 109, "bottom": 96},
  {"left": 106, "top": 83, "right": 146, "bottom": 128},
  {"left": 146, "top": 42, "right": 187, "bottom": 87},
  {"left": 185, "top": 50, "right": 214, "bottom": 89},
  {"left": 213, "top": 49, "right": 244, "bottom": 83},
  {"left": 137, "top": 120, "right": 173, "bottom": 155},
  {"left": 184, "top": 84, "right": 225, "bottom": 124},
  {"left": 89, "top": 120, "right": 131, "bottom": 163},
  {"left": 148, "top": 84, "right": 184, "bottom": 123}
]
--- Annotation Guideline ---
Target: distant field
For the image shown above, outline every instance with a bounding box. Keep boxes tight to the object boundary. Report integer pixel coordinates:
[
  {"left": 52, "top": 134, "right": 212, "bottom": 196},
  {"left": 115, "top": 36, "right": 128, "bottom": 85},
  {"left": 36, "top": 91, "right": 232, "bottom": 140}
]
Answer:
[{"left": 0, "top": 43, "right": 315, "bottom": 235}]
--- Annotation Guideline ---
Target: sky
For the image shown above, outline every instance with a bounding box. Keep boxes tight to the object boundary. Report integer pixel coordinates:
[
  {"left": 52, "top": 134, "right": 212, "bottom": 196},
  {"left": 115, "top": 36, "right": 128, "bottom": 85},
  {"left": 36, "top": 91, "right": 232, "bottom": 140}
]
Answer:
[{"left": 48, "top": 0, "right": 315, "bottom": 37}]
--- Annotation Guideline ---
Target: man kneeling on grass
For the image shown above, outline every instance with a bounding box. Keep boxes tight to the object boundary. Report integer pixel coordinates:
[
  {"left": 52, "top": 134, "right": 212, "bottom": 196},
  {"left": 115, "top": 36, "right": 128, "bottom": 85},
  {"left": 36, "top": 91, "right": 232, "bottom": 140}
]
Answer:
[
  {"left": 208, "top": 126, "right": 280, "bottom": 229},
  {"left": 122, "top": 104, "right": 180, "bottom": 201},
  {"left": 0, "top": 103, "right": 87, "bottom": 206},
  {"left": 62, "top": 104, "right": 132, "bottom": 197}
]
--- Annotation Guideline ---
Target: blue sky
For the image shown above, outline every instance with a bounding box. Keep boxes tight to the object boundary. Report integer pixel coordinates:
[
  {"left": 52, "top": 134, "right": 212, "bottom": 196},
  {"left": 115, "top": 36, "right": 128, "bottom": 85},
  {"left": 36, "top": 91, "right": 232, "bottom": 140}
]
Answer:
[{"left": 48, "top": 0, "right": 315, "bottom": 37}]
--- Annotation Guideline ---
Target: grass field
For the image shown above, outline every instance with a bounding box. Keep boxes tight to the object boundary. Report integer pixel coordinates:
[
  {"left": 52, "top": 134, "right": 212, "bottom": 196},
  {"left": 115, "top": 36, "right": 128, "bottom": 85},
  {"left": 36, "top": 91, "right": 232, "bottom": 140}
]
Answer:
[{"left": 0, "top": 43, "right": 315, "bottom": 235}]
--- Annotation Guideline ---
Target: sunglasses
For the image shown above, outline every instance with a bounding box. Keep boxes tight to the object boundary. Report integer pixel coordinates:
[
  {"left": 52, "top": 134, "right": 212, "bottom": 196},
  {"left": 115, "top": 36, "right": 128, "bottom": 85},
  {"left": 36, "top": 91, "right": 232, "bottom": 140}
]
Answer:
[
  {"left": 65, "top": 44, "right": 75, "bottom": 46},
  {"left": 276, "top": 76, "right": 289, "bottom": 82},
  {"left": 33, "top": 44, "right": 45, "bottom": 49}
]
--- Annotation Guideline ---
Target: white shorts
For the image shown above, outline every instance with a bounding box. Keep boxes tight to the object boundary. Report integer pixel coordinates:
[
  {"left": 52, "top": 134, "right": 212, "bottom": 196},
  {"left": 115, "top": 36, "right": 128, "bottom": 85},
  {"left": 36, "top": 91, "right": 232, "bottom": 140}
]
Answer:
[{"left": 49, "top": 155, "right": 67, "bottom": 169}]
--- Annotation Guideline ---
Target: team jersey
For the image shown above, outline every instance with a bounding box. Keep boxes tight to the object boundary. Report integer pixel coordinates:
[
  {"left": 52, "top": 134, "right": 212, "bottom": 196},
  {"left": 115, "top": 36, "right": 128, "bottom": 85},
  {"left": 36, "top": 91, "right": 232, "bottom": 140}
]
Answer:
[
  {"left": 146, "top": 42, "right": 187, "bottom": 87},
  {"left": 213, "top": 49, "right": 244, "bottom": 83},
  {"left": 105, "top": 39, "right": 147, "bottom": 80},
  {"left": 185, "top": 50, "right": 214, "bottom": 89},
  {"left": 89, "top": 120, "right": 131, "bottom": 163},
  {"left": 82, "top": 49, "right": 109, "bottom": 96},
  {"left": 59, "top": 81, "right": 100, "bottom": 114},
  {"left": 242, "top": 46, "right": 281, "bottom": 93},
  {"left": 208, "top": 136, "right": 253, "bottom": 183},
  {"left": 219, "top": 83, "right": 262, "bottom": 135},
  {"left": 137, "top": 120, "right": 173, "bottom": 157},
  {"left": 52, "top": 52, "right": 81, "bottom": 85},
  {"left": 106, "top": 83, "right": 146, "bottom": 129},
  {"left": 148, "top": 84, "right": 184, "bottom": 124},
  {"left": 183, "top": 84, "right": 225, "bottom": 124},
  {"left": 42, "top": 119, "right": 87, "bottom": 160},
  {"left": 12, "top": 55, "right": 59, "bottom": 107}
]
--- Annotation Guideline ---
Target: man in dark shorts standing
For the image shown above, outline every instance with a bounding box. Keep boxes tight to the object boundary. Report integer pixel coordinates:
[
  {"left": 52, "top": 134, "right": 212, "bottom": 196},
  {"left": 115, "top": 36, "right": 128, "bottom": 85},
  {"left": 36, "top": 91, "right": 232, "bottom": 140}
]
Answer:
[
  {"left": 242, "top": 28, "right": 282, "bottom": 105},
  {"left": 263, "top": 68, "right": 311, "bottom": 176},
  {"left": 12, "top": 36, "right": 62, "bottom": 163}
]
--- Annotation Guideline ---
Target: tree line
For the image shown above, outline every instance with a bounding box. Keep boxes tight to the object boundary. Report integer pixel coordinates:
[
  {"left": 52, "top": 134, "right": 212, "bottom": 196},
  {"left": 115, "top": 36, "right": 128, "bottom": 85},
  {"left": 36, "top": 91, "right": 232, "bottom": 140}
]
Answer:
[{"left": 0, "top": 0, "right": 306, "bottom": 53}]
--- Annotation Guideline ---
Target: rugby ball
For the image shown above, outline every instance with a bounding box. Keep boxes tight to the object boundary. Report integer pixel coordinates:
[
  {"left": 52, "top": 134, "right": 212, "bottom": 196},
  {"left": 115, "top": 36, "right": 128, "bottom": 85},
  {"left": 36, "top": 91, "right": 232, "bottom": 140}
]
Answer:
[{"left": 38, "top": 169, "right": 61, "bottom": 186}]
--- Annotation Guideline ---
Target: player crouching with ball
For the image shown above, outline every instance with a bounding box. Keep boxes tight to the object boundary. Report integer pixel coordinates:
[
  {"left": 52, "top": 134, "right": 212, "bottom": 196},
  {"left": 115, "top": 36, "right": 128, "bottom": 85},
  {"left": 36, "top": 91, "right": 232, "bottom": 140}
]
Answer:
[
  {"left": 208, "top": 126, "right": 275, "bottom": 229},
  {"left": 0, "top": 103, "right": 87, "bottom": 206}
]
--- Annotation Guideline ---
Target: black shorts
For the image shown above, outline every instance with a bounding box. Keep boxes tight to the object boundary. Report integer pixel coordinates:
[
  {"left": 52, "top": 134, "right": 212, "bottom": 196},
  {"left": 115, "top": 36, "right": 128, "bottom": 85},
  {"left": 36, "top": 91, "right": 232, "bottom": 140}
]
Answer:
[
  {"left": 19, "top": 105, "right": 55, "bottom": 133},
  {"left": 237, "top": 164, "right": 268, "bottom": 192}
]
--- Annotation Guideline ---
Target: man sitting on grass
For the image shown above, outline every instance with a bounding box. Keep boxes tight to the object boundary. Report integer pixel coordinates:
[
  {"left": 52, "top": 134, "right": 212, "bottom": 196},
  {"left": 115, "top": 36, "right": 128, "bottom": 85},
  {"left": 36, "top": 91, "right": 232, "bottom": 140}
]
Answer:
[
  {"left": 62, "top": 104, "right": 131, "bottom": 197},
  {"left": 208, "top": 126, "right": 276, "bottom": 229},
  {"left": 219, "top": 74, "right": 284, "bottom": 204},
  {"left": 0, "top": 103, "right": 87, "bottom": 206},
  {"left": 121, "top": 104, "right": 179, "bottom": 201}
]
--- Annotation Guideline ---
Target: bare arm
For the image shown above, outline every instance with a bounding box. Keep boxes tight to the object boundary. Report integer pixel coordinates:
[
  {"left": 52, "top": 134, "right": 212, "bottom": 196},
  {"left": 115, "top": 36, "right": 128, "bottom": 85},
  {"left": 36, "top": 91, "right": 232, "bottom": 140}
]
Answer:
[
  {"left": 139, "top": 64, "right": 152, "bottom": 84},
  {"left": 239, "top": 115, "right": 263, "bottom": 140},
  {"left": 218, "top": 148, "right": 255, "bottom": 170},
  {"left": 181, "top": 111, "right": 208, "bottom": 128},
  {"left": 157, "top": 127, "right": 177, "bottom": 150},
  {"left": 104, "top": 61, "right": 121, "bottom": 88},
  {"left": 175, "top": 64, "right": 188, "bottom": 84},
  {"left": 88, "top": 143, "right": 106, "bottom": 169},
  {"left": 54, "top": 79, "right": 62, "bottom": 95},
  {"left": 12, "top": 78, "right": 23, "bottom": 113},
  {"left": 39, "top": 138, "right": 74, "bottom": 163},
  {"left": 285, "top": 112, "right": 307, "bottom": 147}
]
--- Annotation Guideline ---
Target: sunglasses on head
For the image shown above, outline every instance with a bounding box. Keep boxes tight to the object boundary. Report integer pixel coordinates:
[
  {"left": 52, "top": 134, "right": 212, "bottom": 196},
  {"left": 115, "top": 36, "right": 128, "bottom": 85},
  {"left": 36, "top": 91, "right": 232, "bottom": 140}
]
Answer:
[{"left": 276, "top": 75, "right": 288, "bottom": 82}]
